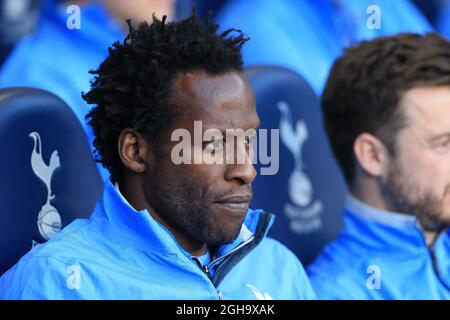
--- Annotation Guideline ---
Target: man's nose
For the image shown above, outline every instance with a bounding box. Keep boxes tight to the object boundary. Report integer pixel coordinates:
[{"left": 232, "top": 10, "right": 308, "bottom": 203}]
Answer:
[
  {"left": 224, "top": 143, "right": 257, "bottom": 184},
  {"left": 225, "top": 161, "right": 257, "bottom": 185}
]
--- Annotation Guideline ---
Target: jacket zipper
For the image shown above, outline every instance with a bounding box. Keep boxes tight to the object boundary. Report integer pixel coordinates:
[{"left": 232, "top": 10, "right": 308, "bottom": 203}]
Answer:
[
  {"left": 154, "top": 211, "right": 273, "bottom": 289},
  {"left": 206, "top": 236, "right": 255, "bottom": 271},
  {"left": 202, "top": 264, "right": 212, "bottom": 279},
  {"left": 154, "top": 219, "right": 255, "bottom": 284},
  {"left": 416, "top": 225, "right": 450, "bottom": 293},
  {"left": 191, "top": 235, "right": 255, "bottom": 280},
  {"left": 191, "top": 256, "right": 212, "bottom": 279},
  {"left": 427, "top": 243, "right": 450, "bottom": 292}
]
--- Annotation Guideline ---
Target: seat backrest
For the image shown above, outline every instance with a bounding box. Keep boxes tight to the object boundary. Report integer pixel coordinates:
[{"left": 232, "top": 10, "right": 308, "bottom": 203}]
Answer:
[
  {"left": 245, "top": 66, "right": 346, "bottom": 265},
  {"left": 0, "top": 87, "right": 103, "bottom": 275}
]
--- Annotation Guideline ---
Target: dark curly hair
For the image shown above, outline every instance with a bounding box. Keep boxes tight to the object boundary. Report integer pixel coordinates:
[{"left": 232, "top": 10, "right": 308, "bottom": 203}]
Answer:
[
  {"left": 322, "top": 33, "right": 450, "bottom": 186},
  {"left": 83, "top": 11, "right": 248, "bottom": 183}
]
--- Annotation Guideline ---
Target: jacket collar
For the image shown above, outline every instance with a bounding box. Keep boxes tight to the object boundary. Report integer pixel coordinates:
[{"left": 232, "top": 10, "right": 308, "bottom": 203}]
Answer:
[
  {"left": 90, "top": 179, "right": 274, "bottom": 258},
  {"left": 346, "top": 193, "right": 417, "bottom": 228},
  {"left": 343, "top": 193, "right": 444, "bottom": 252}
]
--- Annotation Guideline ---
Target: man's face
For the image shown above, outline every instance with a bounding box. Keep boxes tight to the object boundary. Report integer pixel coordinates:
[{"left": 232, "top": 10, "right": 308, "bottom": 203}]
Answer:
[
  {"left": 142, "top": 70, "right": 259, "bottom": 246},
  {"left": 382, "top": 86, "right": 450, "bottom": 230}
]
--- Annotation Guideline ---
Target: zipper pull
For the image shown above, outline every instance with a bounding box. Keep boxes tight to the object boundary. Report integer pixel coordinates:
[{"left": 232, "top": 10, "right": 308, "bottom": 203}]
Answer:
[{"left": 203, "top": 264, "right": 212, "bottom": 280}]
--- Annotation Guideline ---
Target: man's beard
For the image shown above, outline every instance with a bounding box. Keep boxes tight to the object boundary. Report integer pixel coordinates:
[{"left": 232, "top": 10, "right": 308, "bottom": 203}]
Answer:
[
  {"left": 145, "top": 169, "right": 245, "bottom": 247},
  {"left": 382, "top": 160, "right": 450, "bottom": 232}
]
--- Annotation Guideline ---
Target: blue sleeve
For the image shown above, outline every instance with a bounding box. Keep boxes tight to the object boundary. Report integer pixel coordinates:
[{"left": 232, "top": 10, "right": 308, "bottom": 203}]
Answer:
[
  {"left": 269, "top": 239, "right": 317, "bottom": 300},
  {"left": 0, "top": 256, "right": 93, "bottom": 300},
  {"left": 307, "top": 261, "right": 370, "bottom": 300},
  {"left": 294, "top": 260, "right": 317, "bottom": 300},
  {"left": 308, "top": 272, "right": 356, "bottom": 300}
]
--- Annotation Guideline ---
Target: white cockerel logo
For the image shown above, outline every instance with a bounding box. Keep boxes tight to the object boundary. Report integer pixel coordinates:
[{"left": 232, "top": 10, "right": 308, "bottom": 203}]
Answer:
[
  {"left": 246, "top": 284, "right": 273, "bottom": 300},
  {"left": 277, "top": 101, "right": 313, "bottom": 207},
  {"left": 29, "top": 132, "right": 62, "bottom": 240}
]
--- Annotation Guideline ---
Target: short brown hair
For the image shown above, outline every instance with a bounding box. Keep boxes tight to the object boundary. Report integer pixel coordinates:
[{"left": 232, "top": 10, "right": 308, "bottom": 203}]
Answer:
[{"left": 322, "top": 33, "right": 450, "bottom": 185}]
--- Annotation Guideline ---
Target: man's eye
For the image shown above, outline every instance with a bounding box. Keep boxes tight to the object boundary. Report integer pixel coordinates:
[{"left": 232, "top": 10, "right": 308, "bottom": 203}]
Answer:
[
  {"left": 434, "top": 138, "right": 450, "bottom": 153},
  {"left": 440, "top": 140, "right": 450, "bottom": 149}
]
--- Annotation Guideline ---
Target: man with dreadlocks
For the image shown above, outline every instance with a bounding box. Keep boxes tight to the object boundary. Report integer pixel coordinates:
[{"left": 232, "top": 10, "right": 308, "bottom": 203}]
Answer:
[{"left": 0, "top": 12, "right": 316, "bottom": 300}]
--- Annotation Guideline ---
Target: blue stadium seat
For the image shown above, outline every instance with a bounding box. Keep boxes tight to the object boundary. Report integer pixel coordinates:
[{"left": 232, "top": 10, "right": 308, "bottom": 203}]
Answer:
[
  {"left": 0, "top": 87, "right": 103, "bottom": 275},
  {"left": 245, "top": 66, "right": 346, "bottom": 265}
]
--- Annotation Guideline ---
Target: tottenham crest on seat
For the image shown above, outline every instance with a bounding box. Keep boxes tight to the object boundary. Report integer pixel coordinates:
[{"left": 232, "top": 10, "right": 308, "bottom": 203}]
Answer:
[{"left": 29, "top": 131, "right": 62, "bottom": 240}]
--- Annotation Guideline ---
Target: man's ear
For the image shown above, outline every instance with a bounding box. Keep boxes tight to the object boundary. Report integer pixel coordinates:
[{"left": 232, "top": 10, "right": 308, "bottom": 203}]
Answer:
[
  {"left": 118, "top": 129, "right": 150, "bottom": 174},
  {"left": 353, "top": 132, "right": 390, "bottom": 178}
]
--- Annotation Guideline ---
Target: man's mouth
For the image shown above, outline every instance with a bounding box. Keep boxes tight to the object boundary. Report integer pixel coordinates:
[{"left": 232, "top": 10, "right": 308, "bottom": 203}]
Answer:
[
  {"left": 215, "top": 195, "right": 252, "bottom": 213},
  {"left": 216, "top": 202, "right": 250, "bottom": 211}
]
